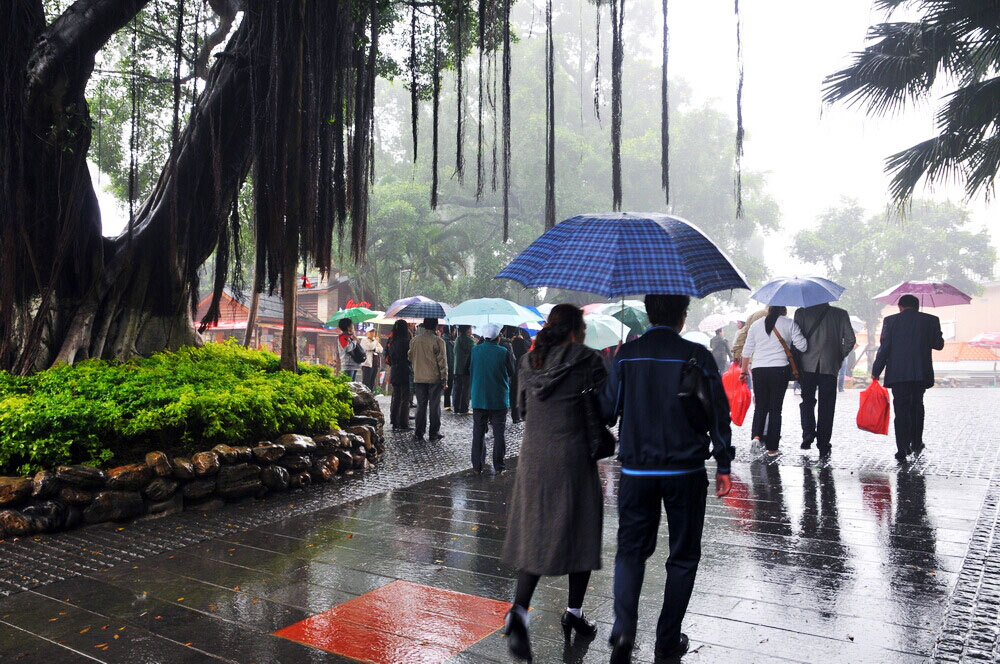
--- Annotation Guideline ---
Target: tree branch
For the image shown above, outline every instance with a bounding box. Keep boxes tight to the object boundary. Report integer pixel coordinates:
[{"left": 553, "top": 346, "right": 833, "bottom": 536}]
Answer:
[{"left": 27, "top": 0, "right": 153, "bottom": 107}]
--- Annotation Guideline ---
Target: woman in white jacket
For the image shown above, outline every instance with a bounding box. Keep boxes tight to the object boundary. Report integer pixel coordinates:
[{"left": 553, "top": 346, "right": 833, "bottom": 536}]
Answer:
[{"left": 739, "top": 306, "right": 806, "bottom": 456}]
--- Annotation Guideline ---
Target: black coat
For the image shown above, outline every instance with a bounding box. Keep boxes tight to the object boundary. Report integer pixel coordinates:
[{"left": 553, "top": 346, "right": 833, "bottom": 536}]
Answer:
[
  {"left": 872, "top": 309, "right": 944, "bottom": 389},
  {"left": 386, "top": 335, "right": 411, "bottom": 385}
]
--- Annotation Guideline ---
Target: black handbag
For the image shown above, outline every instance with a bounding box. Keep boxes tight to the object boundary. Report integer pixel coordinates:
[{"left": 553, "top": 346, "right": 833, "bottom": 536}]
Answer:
[
  {"left": 678, "top": 354, "right": 714, "bottom": 434},
  {"left": 581, "top": 373, "right": 616, "bottom": 461},
  {"left": 348, "top": 339, "right": 367, "bottom": 365}
]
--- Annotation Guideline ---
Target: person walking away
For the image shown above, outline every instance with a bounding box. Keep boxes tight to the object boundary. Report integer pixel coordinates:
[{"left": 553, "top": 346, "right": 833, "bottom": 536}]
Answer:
[
  {"left": 441, "top": 326, "right": 456, "bottom": 411},
  {"left": 360, "top": 327, "right": 384, "bottom": 392},
  {"left": 600, "top": 295, "right": 733, "bottom": 663},
  {"left": 337, "top": 318, "right": 363, "bottom": 381},
  {"left": 469, "top": 323, "right": 515, "bottom": 475},
  {"left": 709, "top": 328, "right": 732, "bottom": 371},
  {"left": 502, "top": 305, "right": 607, "bottom": 661},
  {"left": 740, "top": 306, "right": 806, "bottom": 456},
  {"left": 409, "top": 317, "right": 449, "bottom": 442},
  {"left": 793, "top": 302, "right": 855, "bottom": 460},
  {"left": 509, "top": 328, "right": 531, "bottom": 423},
  {"left": 453, "top": 326, "right": 474, "bottom": 414},
  {"left": 386, "top": 320, "right": 412, "bottom": 431},
  {"left": 871, "top": 294, "right": 944, "bottom": 461}
]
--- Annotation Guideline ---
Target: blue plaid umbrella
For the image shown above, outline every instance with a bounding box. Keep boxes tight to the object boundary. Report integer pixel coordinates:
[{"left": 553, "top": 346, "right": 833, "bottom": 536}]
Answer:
[{"left": 495, "top": 213, "right": 748, "bottom": 298}]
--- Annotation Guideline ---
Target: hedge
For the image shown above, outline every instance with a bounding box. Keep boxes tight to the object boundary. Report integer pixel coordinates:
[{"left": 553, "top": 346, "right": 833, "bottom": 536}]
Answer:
[{"left": 0, "top": 343, "right": 354, "bottom": 475}]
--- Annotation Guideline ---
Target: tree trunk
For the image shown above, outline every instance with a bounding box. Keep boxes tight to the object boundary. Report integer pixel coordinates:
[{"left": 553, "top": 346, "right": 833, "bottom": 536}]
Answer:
[{"left": 3, "top": 1, "right": 256, "bottom": 372}]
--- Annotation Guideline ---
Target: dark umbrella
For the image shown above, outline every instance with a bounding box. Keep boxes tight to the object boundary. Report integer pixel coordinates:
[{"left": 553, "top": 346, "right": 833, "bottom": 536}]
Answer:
[{"left": 496, "top": 213, "right": 748, "bottom": 298}]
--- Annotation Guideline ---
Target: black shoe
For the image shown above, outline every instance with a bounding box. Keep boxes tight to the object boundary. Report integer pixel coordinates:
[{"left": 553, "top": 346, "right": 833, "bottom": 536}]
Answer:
[
  {"left": 818, "top": 448, "right": 831, "bottom": 461},
  {"left": 561, "top": 611, "right": 597, "bottom": 640},
  {"left": 894, "top": 451, "right": 909, "bottom": 462},
  {"left": 610, "top": 633, "right": 634, "bottom": 664},
  {"left": 800, "top": 440, "right": 813, "bottom": 450},
  {"left": 912, "top": 443, "right": 925, "bottom": 457},
  {"left": 414, "top": 434, "right": 425, "bottom": 442},
  {"left": 654, "top": 633, "right": 689, "bottom": 661},
  {"left": 431, "top": 433, "right": 445, "bottom": 441},
  {"left": 504, "top": 609, "right": 532, "bottom": 661}
]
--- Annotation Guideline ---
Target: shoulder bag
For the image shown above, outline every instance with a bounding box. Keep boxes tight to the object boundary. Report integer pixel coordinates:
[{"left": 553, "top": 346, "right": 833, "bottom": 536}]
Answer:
[
  {"left": 580, "top": 364, "right": 616, "bottom": 461},
  {"left": 347, "top": 338, "right": 367, "bottom": 365},
  {"left": 679, "top": 352, "right": 714, "bottom": 434},
  {"left": 772, "top": 327, "right": 800, "bottom": 381}
]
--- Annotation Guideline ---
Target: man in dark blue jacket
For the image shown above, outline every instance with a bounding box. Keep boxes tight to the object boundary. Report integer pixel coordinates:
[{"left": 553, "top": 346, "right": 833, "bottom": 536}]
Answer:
[
  {"left": 601, "top": 294, "right": 732, "bottom": 664},
  {"left": 872, "top": 294, "right": 945, "bottom": 461}
]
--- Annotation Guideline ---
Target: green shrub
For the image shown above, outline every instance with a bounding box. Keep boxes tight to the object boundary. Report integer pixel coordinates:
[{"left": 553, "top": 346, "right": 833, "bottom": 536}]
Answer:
[{"left": 0, "top": 342, "right": 353, "bottom": 475}]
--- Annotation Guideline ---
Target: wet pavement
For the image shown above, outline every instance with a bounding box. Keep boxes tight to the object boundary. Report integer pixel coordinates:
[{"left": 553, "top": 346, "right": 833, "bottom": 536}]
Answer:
[{"left": 1, "top": 388, "right": 999, "bottom": 662}]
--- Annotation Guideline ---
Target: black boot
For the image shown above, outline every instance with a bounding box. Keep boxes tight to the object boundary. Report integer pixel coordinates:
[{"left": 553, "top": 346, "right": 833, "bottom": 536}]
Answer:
[
  {"left": 504, "top": 608, "right": 532, "bottom": 661},
  {"left": 610, "top": 633, "right": 634, "bottom": 664},
  {"left": 561, "top": 610, "right": 597, "bottom": 640}
]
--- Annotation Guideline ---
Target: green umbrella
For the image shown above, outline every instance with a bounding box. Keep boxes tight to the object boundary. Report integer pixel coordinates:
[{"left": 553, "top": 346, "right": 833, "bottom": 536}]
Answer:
[
  {"left": 593, "top": 301, "right": 650, "bottom": 338},
  {"left": 327, "top": 307, "right": 380, "bottom": 326}
]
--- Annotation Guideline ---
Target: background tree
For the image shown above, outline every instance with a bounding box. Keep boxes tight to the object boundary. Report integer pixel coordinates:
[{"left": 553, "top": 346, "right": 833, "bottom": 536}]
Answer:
[
  {"left": 824, "top": 1, "right": 1000, "bottom": 206},
  {"left": 793, "top": 199, "right": 996, "bottom": 363}
]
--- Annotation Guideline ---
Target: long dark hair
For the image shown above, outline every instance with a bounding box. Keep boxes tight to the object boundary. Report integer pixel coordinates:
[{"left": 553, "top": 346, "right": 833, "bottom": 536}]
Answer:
[
  {"left": 764, "top": 306, "right": 786, "bottom": 336},
  {"left": 531, "top": 304, "right": 585, "bottom": 368},
  {"left": 391, "top": 319, "right": 410, "bottom": 341}
]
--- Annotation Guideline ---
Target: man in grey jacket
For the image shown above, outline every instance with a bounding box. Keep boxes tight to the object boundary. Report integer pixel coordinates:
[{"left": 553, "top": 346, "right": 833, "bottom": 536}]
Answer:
[{"left": 794, "top": 302, "right": 856, "bottom": 460}]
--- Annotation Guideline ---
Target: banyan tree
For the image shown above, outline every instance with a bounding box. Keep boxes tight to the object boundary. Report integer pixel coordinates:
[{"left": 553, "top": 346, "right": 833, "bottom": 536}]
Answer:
[{"left": 1, "top": 0, "right": 747, "bottom": 374}]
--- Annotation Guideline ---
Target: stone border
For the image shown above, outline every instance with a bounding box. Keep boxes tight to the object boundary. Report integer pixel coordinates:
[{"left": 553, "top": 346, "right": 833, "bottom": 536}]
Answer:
[{"left": 0, "top": 385, "right": 385, "bottom": 539}]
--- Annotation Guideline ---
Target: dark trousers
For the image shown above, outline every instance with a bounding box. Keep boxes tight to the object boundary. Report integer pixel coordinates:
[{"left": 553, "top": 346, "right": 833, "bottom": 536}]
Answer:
[
  {"left": 751, "top": 366, "right": 789, "bottom": 451},
  {"left": 362, "top": 364, "right": 378, "bottom": 392},
  {"left": 798, "top": 372, "right": 838, "bottom": 451},
  {"left": 452, "top": 374, "right": 471, "bottom": 414},
  {"left": 509, "top": 375, "right": 521, "bottom": 422},
  {"left": 891, "top": 382, "right": 926, "bottom": 455},
  {"left": 414, "top": 382, "right": 443, "bottom": 438},
  {"left": 389, "top": 382, "right": 411, "bottom": 429},
  {"left": 472, "top": 408, "right": 507, "bottom": 471},
  {"left": 612, "top": 470, "right": 708, "bottom": 650}
]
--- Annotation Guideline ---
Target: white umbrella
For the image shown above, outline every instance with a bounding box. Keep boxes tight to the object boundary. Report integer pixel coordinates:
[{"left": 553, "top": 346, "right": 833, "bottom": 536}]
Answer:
[
  {"left": 584, "top": 314, "right": 628, "bottom": 350},
  {"left": 537, "top": 303, "right": 557, "bottom": 318},
  {"left": 447, "top": 297, "right": 541, "bottom": 327},
  {"left": 698, "top": 314, "right": 729, "bottom": 333},
  {"left": 849, "top": 315, "right": 866, "bottom": 333},
  {"left": 682, "top": 330, "right": 712, "bottom": 347}
]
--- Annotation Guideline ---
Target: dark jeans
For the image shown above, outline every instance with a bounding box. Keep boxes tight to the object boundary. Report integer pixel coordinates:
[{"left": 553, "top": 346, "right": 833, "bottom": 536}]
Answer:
[
  {"left": 443, "top": 369, "right": 455, "bottom": 408},
  {"left": 798, "top": 371, "right": 838, "bottom": 451},
  {"left": 414, "top": 382, "right": 444, "bottom": 438},
  {"left": 362, "top": 365, "right": 377, "bottom": 392},
  {"left": 452, "top": 374, "right": 471, "bottom": 414},
  {"left": 472, "top": 408, "right": 507, "bottom": 471},
  {"left": 612, "top": 470, "right": 708, "bottom": 650},
  {"left": 509, "top": 375, "right": 521, "bottom": 422},
  {"left": 891, "top": 382, "right": 926, "bottom": 455},
  {"left": 751, "top": 366, "right": 790, "bottom": 451},
  {"left": 389, "top": 382, "right": 411, "bottom": 429}
]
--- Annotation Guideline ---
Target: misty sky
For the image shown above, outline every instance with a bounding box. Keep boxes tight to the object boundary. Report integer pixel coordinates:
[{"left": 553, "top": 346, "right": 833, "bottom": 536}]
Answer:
[{"left": 96, "top": 0, "right": 996, "bottom": 281}]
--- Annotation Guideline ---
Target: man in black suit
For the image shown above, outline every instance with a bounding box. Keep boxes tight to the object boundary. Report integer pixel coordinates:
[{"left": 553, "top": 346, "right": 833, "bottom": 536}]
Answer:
[
  {"left": 871, "top": 294, "right": 945, "bottom": 461},
  {"left": 794, "top": 302, "right": 856, "bottom": 460}
]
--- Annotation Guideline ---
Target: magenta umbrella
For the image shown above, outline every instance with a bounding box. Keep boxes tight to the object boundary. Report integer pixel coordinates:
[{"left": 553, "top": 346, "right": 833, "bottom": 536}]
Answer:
[
  {"left": 873, "top": 281, "right": 972, "bottom": 307},
  {"left": 969, "top": 332, "right": 1000, "bottom": 348}
]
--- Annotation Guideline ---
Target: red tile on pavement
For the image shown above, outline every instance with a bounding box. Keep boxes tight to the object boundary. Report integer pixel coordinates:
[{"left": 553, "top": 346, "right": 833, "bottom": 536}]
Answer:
[{"left": 274, "top": 580, "right": 509, "bottom": 663}]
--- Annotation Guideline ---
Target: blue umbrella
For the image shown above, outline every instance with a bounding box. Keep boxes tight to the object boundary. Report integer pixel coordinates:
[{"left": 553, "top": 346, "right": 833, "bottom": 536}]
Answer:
[
  {"left": 751, "top": 276, "right": 845, "bottom": 307},
  {"left": 447, "top": 298, "right": 540, "bottom": 327},
  {"left": 495, "top": 213, "right": 748, "bottom": 298}
]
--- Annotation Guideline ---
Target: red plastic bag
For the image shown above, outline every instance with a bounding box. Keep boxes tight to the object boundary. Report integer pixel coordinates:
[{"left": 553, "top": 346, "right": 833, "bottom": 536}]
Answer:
[
  {"left": 721, "top": 362, "right": 752, "bottom": 427},
  {"left": 857, "top": 378, "right": 890, "bottom": 435}
]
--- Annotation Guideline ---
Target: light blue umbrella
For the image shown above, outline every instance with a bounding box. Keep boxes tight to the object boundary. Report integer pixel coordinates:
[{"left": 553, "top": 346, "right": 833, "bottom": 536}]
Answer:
[
  {"left": 447, "top": 298, "right": 541, "bottom": 327},
  {"left": 751, "top": 277, "right": 845, "bottom": 307}
]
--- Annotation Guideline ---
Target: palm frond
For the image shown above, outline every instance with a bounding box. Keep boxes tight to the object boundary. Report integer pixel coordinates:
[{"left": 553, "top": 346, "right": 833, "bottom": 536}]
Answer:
[
  {"left": 936, "top": 76, "right": 1000, "bottom": 141},
  {"left": 823, "top": 21, "right": 960, "bottom": 115},
  {"left": 885, "top": 133, "right": 965, "bottom": 202},
  {"left": 963, "top": 131, "right": 1000, "bottom": 199}
]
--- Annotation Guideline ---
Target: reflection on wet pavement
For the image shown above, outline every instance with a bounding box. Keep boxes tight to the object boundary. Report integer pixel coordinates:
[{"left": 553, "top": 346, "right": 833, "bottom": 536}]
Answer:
[{"left": 0, "top": 453, "right": 985, "bottom": 663}]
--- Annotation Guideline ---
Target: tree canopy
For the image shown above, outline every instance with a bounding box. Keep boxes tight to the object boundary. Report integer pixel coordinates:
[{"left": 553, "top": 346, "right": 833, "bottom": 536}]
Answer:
[{"left": 792, "top": 199, "right": 996, "bottom": 345}]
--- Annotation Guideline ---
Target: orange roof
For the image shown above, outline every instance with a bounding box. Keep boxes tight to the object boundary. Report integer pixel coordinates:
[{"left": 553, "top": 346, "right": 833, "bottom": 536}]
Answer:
[{"left": 933, "top": 342, "right": 1000, "bottom": 362}]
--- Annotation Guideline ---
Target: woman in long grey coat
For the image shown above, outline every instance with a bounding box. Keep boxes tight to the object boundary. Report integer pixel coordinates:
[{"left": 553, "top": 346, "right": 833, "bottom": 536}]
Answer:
[{"left": 501, "top": 304, "right": 607, "bottom": 660}]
